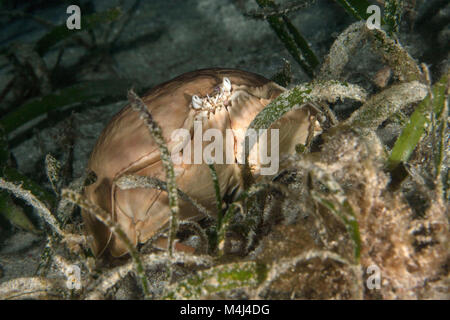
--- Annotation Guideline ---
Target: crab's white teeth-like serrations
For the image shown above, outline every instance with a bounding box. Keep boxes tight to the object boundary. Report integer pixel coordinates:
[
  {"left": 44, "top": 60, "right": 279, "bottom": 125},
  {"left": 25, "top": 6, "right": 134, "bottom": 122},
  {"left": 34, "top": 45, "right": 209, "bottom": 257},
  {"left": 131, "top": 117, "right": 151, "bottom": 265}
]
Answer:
[
  {"left": 222, "top": 77, "right": 231, "bottom": 93},
  {"left": 192, "top": 95, "right": 203, "bottom": 109},
  {"left": 191, "top": 78, "right": 233, "bottom": 113}
]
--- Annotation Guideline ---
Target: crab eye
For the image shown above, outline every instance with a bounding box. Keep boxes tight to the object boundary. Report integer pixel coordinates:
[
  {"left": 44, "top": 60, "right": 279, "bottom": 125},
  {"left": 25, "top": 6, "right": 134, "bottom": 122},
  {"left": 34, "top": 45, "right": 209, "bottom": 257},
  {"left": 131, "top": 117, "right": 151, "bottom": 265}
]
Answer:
[
  {"left": 191, "top": 95, "right": 203, "bottom": 109},
  {"left": 222, "top": 77, "right": 232, "bottom": 92}
]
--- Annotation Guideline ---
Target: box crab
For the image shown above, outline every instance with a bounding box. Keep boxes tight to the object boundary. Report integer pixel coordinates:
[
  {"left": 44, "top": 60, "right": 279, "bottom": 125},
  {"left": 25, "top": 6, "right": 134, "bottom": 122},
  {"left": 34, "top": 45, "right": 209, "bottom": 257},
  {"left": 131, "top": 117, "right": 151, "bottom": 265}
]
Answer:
[{"left": 83, "top": 68, "right": 318, "bottom": 257}]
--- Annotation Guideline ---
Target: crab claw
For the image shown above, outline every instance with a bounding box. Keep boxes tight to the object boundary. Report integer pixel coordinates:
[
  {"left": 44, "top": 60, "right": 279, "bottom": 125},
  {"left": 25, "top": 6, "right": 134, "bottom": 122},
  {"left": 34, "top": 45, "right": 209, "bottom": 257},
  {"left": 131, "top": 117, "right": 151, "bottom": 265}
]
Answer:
[
  {"left": 222, "top": 77, "right": 232, "bottom": 93},
  {"left": 192, "top": 95, "right": 203, "bottom": 109}
]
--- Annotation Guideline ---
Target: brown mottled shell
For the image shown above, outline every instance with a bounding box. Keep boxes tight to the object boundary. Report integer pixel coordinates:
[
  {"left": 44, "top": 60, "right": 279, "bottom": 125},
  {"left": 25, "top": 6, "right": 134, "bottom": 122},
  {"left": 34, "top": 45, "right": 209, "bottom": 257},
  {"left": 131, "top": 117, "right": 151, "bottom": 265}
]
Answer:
[{"left": 83, "top": 68, "right": 316, "bottom": 257}]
